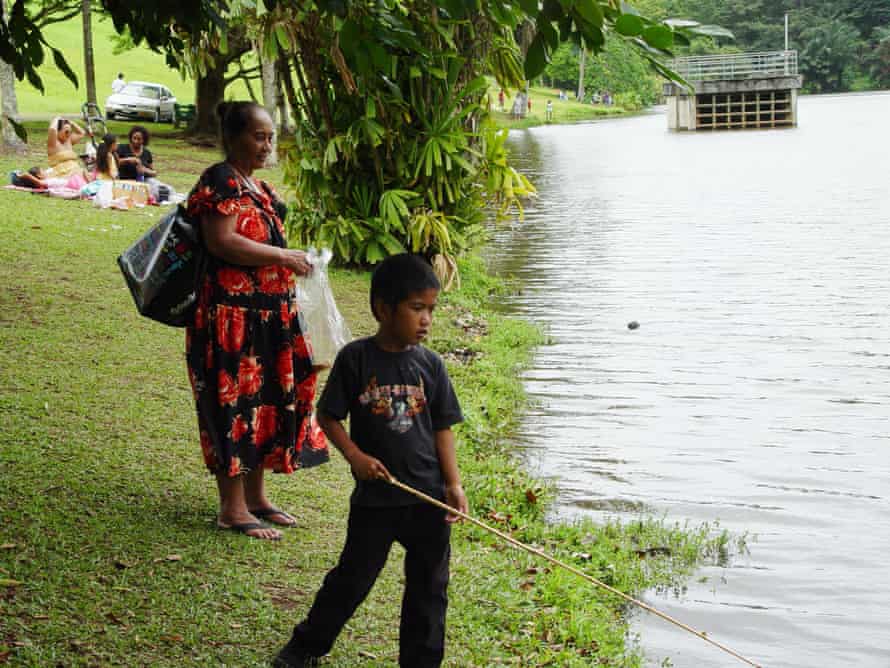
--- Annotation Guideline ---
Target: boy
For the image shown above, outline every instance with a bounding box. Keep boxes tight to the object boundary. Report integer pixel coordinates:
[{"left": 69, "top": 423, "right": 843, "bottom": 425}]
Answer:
[{"left": 274, "top": 253, "right": 468, "bottom": 668}]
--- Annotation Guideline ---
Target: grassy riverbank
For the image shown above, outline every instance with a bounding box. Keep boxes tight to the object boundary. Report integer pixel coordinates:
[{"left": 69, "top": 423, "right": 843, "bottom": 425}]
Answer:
[
  {"left": 493, "top": 85, "right": 633, "bottom": 130},
  {"left": 0, "top": 126, "right": 733, "bottom": 666}
]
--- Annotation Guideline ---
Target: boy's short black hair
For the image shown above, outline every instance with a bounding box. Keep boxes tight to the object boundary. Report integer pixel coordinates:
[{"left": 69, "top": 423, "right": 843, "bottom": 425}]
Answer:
[{"left": 370, "top": 253, "right": 440, "bottom": 321}]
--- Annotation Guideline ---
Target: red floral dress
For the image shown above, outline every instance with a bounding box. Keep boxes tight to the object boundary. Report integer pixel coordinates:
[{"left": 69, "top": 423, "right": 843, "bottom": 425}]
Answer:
[{"left": 185, "top": 162, "right": 328, "bottom": 477}]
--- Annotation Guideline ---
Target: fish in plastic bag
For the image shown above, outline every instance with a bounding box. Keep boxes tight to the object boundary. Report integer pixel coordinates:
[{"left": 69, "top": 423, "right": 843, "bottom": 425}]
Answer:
[{"left": 294, "top": 248, "right": 352, "bottom": 369}]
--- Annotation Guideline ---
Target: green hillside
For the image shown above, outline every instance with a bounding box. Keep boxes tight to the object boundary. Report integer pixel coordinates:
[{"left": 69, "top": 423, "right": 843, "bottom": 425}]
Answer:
[{"left": 14, "top": 14, "right": 251, "bottom": 117}]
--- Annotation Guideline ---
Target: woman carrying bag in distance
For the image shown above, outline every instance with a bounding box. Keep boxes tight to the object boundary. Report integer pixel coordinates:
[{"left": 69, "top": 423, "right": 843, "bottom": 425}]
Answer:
[{"left": 184, "top": 101, "right": 328, "bottom": 541}]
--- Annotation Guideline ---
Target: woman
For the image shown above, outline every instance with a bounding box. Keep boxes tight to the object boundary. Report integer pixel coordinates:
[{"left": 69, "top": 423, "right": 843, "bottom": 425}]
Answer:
[
  {"left": 46, "top": 116, "right": 87, "bottom": 178},
  {"left": 94, "top": 133, "right": 119, "bottom": 181},
  {"left": 185, "top": 101, "right": 328, "bottom": 541},
  {"left": 117, "top": 125, "right": 156, "bottom": 181}
]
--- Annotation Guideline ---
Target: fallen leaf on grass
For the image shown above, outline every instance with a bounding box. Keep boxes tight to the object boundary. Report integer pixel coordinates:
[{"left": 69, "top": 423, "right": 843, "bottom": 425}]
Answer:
[
  {"left": 160, "top": 634, "right": 183, "bottom": 642},
  {"left": 114, "top": 560, "right": 133, "bottom": 570},
  {"left": 153, "top": 554, "right": 182, "bottom": 563},
  {"left": 519, "top": 579, "right": 535, "bottom": 591},
  {"left": 229, "top": 623, "right": 243, "bottom": 629},
  {"left": 525, "top": 489, "right": 538, "bottom": 504},
  {"left": 358, "top": 651, "right": 378, "bottom": 659}
]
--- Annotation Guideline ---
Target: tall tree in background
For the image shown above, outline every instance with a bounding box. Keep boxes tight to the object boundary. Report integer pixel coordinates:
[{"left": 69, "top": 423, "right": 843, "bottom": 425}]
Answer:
[
  {"left": 181, "top": 24, "right": 252, "bottom": 135},
  {"left": 576, "top": 44, "right": 586, "bottom": 101},
  {"left": 799, "top": 14, "right": 861, "bottom": 92},
  {"left": 259, "top": 48, "right": 277, "bottom": 165},
  {"left": 81, "top": 0, "right": 96, "bottom": 105},
  {"left": 0, "top": 0, "right": 24, "bottom": 150}
]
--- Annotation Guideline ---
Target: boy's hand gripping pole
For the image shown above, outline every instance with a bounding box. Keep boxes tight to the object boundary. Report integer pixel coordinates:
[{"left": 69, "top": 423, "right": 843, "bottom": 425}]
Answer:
[{"left": 384, "top": 475, "right": 762, "bottom": 668}]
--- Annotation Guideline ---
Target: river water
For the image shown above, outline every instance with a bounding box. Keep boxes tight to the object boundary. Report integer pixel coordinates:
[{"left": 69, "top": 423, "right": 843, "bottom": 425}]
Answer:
[{"left": 486, "top": 93, "right": 890, "bottom": 668}]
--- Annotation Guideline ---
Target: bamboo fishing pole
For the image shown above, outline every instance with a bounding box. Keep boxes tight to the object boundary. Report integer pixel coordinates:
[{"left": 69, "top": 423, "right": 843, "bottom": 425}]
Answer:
[{"left": 386, "top": 476, "right": 762, "bottom": 668}]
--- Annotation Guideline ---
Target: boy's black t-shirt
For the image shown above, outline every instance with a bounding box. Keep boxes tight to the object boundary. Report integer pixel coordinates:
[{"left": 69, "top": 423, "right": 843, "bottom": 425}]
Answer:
[
  {"left": 318, "top": 337, "right": 463, "bottom": 507},
  {"left": 116, "top": 145, "right": 153, "bottom": 180}
]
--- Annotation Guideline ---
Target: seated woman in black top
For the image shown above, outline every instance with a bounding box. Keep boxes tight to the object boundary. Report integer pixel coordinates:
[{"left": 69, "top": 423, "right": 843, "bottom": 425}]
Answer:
[{"left": 117, "top": 125, "right": 155, "bottom": 181}]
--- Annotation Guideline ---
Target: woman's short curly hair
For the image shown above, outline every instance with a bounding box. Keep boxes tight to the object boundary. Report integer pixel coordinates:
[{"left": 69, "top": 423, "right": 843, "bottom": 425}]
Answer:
[{"left": 128, "top": 125, "right": 150, "bottom": 146}]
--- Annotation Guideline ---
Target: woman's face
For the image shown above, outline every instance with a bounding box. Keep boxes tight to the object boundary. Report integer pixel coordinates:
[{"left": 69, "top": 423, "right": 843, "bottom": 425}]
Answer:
[
  {"left": 230, "top": 109, "right": 274, "bottom": 170},
  {"left": 58, "top": 123, "right": 72, "bottom": 143},
  {"left": 130, "top": 131, "right": 144, "bottom": 150}
]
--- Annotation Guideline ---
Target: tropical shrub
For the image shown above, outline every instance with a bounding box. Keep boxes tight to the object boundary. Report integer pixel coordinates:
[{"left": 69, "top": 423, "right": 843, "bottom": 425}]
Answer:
[{"left": 224, "top": 1, "right": 711, "bottom": 266}]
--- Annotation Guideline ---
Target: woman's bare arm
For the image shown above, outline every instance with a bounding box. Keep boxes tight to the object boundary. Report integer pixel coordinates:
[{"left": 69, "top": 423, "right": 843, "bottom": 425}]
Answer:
[
  {"left": 202, "top": 210, "right": 312, "bottom": 275},
  {"left": 47, "top": 117, "right": 60, "bottom": 152},
  {"left": 68, "top": 120, "right": 86, "bottom": 145}
]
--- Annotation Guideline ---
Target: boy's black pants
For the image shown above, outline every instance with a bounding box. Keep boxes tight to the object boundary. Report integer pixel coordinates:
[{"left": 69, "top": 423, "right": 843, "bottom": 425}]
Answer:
[{"left": 290, "top": 503, "right": 451, "bottom": 667}]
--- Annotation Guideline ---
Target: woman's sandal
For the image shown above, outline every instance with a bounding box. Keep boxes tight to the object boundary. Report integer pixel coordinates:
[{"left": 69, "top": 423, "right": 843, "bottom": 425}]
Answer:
[
  {"left": 217, "top": 520, "right": 282, "bottom": 540},
  {"left": 248, "top": 507, "right": 297, "bottom": 527}
]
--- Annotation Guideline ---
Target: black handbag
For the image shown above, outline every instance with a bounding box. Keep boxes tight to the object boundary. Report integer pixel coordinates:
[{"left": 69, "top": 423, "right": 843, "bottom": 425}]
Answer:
[{"left": 117, "top": 205, "right": 206, "bottom": 327}]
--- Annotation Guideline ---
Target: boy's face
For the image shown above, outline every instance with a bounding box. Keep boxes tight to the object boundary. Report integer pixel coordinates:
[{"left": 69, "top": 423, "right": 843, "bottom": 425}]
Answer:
[{"left": 378, "top": 288, "right": 439, "bottom": 348}]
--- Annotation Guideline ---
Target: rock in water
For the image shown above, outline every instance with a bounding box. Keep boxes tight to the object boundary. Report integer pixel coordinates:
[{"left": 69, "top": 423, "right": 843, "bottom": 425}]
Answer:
[{"left": 627, "top": 321, "right": 640, "bottom": 330}]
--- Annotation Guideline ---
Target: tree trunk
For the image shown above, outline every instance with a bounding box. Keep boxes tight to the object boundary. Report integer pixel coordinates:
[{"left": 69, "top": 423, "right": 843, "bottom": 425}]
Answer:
[
  {"left": 82, "top": 0, "right": 96, "bottom": 106},
  {"left": 259, "top": 51, "right": 278, "bottom": 165},
  {"left": 192, "top": 64, "right": 227, "bottom": 136},
  {"left": 576, "top": 45, "right": 586, "bottom": 101},
  {"left": 515, "top": 19, "right": 534, "bottom": 118},
  {"left": 0, "top": 0, "right": 24, "bottom": 151},
  {"left": 279, "top": 55, "right": 303, "bottom": 132},
  {"left": 276, "top": 82, "right": 290, "bottom": 134}
]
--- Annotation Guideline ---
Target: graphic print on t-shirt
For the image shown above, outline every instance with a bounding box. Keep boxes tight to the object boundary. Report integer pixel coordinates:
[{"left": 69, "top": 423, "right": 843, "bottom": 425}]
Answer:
[{"left": 358, "top": 376, "right": 427, "bottom": 434}]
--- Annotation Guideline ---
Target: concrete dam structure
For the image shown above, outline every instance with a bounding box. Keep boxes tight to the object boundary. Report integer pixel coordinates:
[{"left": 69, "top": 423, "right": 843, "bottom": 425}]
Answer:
[{"left": 664, "top": 51, "right": 802, "bottom": 131}]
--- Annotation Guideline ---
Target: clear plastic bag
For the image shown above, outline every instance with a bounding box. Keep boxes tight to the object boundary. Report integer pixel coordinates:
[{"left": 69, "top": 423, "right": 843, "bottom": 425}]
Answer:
[{"left": 295, "top": 248, "right": 352, "bottom": 368}]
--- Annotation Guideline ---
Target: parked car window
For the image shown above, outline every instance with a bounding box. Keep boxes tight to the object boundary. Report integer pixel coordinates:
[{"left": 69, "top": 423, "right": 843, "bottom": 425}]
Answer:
[{"left": 122, "top": 84, "right": 160, "bottom": 99}]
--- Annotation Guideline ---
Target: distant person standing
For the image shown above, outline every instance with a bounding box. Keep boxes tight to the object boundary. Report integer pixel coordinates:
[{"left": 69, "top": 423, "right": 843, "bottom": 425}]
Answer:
[
  {"left": 111, "top": 73, "right": 126, "bottom": 94},
  {"left": 545, "top": 99, "right": 553, "bottom": 122},
  {"left": 498, "top": 89, "right": 504, "bottom": 111}
]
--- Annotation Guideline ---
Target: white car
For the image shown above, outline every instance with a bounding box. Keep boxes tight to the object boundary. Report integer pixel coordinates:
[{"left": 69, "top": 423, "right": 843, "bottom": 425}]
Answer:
[{"left": 105, "top": 81, "right": 177, "bottom": 123}]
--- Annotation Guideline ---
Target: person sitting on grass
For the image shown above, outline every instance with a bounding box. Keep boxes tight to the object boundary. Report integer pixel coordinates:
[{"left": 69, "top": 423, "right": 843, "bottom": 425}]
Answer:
[
  {"left": 273, "top": 253, "right": 468, "bottom": 668},
  {"left": 46, "top": 116, "right": 87, "bottom": 178},
  {"left": 93, "top": 133, "right": 119, "bottom": 181},
  {"left": 117, "top": 125, "right": 155, "bottom": 181}
]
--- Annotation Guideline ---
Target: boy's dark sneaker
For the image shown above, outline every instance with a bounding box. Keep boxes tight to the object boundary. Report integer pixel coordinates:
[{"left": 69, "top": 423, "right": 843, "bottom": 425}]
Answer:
[{"left": 272, "top": 640, "right": 320, "bottom": 667}]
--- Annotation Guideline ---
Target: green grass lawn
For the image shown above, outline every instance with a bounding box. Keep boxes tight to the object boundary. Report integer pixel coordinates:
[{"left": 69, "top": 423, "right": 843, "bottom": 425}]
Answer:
[
  {"left": 0, "top": 126, "right": 735, "bottom": 666},
  {"left": 16, "top": 15, "right": 252, "bottom": 117}
]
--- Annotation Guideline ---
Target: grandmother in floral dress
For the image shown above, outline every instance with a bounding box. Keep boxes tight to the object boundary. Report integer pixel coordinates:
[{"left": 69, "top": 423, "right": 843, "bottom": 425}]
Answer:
[{"left": 185, "top": 101, "right": 328, "bottom": 541}]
